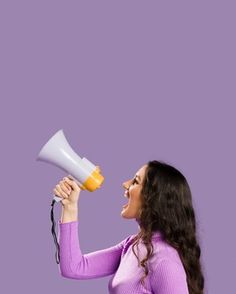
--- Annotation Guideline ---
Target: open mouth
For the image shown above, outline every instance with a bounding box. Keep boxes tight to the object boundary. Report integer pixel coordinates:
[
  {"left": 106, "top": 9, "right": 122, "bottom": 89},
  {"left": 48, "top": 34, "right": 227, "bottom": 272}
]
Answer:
[
  {"left": 122, "top": 191, "right": 130, "bottom": 209},
  {"left": 122, "top": 203, "right": 129, "bottom": 209}
]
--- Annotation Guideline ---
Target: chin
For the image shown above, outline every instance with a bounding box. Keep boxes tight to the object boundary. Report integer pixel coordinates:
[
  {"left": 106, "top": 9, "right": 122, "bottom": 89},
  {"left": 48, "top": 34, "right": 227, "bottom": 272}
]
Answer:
[
  {"left": 121, "top": 214, "right": 132, "bottom": 219},
  {"left": 121, "top": 209, "right": 135, "bottom": 219}
]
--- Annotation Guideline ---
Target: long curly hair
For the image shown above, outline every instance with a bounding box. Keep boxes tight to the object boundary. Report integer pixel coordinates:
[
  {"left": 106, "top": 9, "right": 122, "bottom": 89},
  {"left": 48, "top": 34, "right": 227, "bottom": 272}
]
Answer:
[{"left": 131, "top": 160, "right": 204, "bottom": 294}]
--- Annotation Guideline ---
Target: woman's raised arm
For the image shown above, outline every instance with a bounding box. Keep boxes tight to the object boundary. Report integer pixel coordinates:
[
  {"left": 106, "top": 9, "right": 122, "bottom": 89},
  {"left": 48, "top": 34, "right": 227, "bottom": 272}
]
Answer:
[
  {"left": 58, "top": 219, "right": 129, "bottom": 279},
  {"left": 53, "top": 176, "right": 128, "bottom": 279}
]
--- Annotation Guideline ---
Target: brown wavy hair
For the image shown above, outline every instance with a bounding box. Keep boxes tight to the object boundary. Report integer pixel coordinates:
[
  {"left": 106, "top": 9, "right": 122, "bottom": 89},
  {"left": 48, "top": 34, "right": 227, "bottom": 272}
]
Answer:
[{"left": 131, "top": 160, "right": 204, "bottom": 294}]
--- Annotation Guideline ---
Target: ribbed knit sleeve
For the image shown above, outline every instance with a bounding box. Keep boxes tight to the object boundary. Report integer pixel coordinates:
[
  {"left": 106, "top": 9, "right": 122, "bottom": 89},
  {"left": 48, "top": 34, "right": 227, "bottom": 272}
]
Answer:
[
  {"left": 150, "top": 258, "right": 189, "bottom": 294},
  {"left": 58, "top": 220, "right": 128, "bottom": 280}
]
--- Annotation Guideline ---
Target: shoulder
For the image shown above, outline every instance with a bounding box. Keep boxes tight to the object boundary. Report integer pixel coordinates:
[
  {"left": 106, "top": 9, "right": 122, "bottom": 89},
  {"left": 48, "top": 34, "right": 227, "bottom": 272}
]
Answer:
[
  {"left": 151, "top": 236, "right": 184, "bottom": 267},
  {"left": 154, "top": 257, "right": 186, "bottom": 277},
  {"left": 128, "top": 235, "right": 188, "bottom": 293},
  {"left": 149, "top": 240, "right": 188, "bottom": 293},
  {"left": 143, "top": 235, "right": 187, "bottom": 279}
]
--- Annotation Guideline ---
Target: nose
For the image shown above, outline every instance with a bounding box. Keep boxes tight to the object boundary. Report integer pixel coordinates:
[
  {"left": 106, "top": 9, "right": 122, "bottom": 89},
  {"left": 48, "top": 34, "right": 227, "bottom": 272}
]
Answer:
[{"left": 122, "top": 180, "right": 130, "bottom": 191}]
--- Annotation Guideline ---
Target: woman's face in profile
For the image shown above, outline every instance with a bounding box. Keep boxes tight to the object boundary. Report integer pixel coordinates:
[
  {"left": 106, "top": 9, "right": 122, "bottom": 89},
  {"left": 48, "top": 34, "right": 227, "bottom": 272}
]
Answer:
[{"left": 121, "top": 164, "right": 147, "bottom": 219}]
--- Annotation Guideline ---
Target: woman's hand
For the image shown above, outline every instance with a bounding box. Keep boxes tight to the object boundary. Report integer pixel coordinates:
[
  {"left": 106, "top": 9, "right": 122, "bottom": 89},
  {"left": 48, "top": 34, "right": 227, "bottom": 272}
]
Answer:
[
  {"left": 53, "top": 176, "right": 82, "bottom": 208},
  {"left": 53, "top": 166, "right": 101, "bottom": 207}
]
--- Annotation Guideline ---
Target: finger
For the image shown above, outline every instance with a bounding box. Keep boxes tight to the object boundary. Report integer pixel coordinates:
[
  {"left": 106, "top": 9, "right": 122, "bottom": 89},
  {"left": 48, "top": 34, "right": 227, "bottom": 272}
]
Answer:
[
  {"left": 55, "top": 184, "right": 69, "bottom": 198},
  {"left": 64, "top": 181, "right": 72, "bottom": 191},
  {"left": 53, "top": 187, "right": 64, "bottom": 198},
  {"left": 59, "top": 180, "right": 71, "bottom": 194},
  {"left": 63, "top": 177, "right": 79, "bottom": 191}
]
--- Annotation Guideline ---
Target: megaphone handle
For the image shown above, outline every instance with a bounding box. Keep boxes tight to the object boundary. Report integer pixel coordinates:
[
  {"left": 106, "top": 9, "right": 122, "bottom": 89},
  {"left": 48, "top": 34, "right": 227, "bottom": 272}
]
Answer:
[{"left": 53, "top": 195, "right": 62, "bottom": 202}]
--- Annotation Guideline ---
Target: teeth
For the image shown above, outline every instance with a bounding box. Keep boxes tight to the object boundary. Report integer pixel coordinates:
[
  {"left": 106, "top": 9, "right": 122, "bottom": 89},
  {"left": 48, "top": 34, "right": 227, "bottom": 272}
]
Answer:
[{"left": 124, "top": 191, "right": 129, "bottom": 198}]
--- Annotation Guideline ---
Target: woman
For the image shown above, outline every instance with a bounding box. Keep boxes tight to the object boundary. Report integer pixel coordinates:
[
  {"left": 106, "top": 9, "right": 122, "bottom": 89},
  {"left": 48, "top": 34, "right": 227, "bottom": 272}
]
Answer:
[{"left": 54, "top": 160, "right": 204, "bottom": 294}]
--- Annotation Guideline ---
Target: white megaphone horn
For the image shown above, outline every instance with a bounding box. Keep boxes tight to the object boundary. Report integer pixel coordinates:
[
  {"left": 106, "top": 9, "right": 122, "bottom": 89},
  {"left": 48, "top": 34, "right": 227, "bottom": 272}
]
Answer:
[{"left": 36, "top": 129, "right": 104, "bottom": 202}]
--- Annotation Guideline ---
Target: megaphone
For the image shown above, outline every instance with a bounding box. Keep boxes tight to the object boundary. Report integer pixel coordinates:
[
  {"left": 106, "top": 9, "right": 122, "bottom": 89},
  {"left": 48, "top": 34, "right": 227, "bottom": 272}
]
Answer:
[{"left": 36, "top": 129, "right": 104, "bottom": 202}]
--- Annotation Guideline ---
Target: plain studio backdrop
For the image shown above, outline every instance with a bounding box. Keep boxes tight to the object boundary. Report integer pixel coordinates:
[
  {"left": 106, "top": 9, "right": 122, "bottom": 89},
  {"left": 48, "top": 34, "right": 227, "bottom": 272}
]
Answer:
[{"left": 0, "top": 1, "right": 235, "bottom": 293}]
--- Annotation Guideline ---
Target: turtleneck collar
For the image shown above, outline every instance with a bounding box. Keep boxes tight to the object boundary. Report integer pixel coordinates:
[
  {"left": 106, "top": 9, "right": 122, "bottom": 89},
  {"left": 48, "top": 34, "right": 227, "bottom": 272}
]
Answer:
[
  {"left": 135, "top": 218, "right": 164, "bottom": 240},
  {"left": 151, "top": 230, "right": 163, "bottom": 240}
]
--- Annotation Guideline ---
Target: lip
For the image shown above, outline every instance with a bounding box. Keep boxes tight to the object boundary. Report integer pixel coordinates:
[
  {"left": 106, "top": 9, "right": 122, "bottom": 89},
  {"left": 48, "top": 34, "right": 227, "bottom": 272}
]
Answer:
[
  {"left": 124, "top": 191, "right": 129, "bottom": 198},
  {"left": 122, "top": 203, "right": 129, "bottom": 209}
]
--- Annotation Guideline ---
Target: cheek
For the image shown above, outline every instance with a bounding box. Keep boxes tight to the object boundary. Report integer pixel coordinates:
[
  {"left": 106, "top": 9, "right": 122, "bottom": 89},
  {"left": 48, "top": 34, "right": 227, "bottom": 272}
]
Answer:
[{"left": 130, "top": 190, "right": 142, "bottom": 208}]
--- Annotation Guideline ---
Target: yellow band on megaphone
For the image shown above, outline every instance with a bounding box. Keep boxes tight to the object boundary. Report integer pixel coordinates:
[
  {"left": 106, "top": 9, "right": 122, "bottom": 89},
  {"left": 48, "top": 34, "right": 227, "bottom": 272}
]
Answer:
[{"left": 83, "top": 167, "right": 104, "bottom": 192}]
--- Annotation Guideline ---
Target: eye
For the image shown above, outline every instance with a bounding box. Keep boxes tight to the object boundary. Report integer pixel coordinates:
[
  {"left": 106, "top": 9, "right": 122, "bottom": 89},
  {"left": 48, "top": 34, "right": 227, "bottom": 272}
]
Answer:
[{"left": 132, "top": 178, "right": 138, "bottom": 185}]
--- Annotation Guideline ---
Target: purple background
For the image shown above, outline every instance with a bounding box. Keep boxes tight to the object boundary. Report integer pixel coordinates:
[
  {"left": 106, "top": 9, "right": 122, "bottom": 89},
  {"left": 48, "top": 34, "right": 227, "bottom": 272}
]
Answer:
[{"left": 1, "top": 1, "right": 235, "bottom": 293}]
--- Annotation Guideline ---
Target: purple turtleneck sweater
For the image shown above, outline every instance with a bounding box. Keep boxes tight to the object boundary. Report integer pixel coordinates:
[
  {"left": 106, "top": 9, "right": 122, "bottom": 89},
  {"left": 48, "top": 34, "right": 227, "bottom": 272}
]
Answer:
[{"left": 58, "top": 220, "right": 189, "bottom": 294}]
